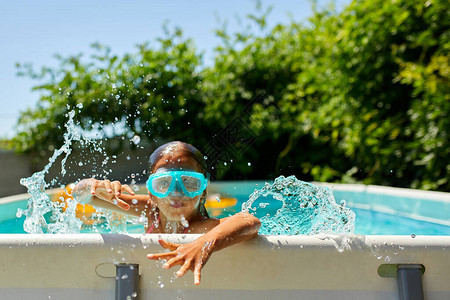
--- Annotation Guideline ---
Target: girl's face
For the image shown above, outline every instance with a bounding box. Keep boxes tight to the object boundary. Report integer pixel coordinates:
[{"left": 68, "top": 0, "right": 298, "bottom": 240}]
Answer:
[{"left": 149, "top": 152, "right": 205, "bottom": 221}]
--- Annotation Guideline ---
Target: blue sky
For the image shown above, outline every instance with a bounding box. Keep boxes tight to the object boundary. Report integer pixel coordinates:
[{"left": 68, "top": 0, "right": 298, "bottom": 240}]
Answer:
[{"left": 0, "top": 0, "right": 347, "bottom": 138}]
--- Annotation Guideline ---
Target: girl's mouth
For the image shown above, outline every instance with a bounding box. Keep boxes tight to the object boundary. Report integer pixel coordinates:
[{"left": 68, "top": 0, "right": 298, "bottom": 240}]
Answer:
[{"left": 169, "top": 200, "right": 185, "bottom": 208}]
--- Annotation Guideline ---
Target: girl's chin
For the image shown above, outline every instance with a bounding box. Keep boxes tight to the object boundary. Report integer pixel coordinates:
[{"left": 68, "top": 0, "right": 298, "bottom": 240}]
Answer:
[
  {"left": 156, "top": 198, "right": 200, "bottom": 220},
  {"left": 162, "top": 207, "right": 193, "bottom": 220}
]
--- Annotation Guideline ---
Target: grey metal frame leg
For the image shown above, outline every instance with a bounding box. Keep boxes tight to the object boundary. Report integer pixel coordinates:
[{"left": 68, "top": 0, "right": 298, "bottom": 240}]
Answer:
[
  {"left": 397, "top": 264, "right": 424, "bottom": 300},
  {"left": 115, "top": 263, "right": 140, "bottom": 300}
]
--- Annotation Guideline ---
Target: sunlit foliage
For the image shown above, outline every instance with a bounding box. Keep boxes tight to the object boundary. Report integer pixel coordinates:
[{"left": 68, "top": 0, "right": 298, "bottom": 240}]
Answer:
[{"left": 8, "top": 0, "right": 449, "bottom": 191}]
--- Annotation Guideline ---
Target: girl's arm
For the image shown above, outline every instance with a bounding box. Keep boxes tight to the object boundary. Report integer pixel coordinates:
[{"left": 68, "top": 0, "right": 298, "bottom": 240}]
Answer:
[
  {"left": 147, "top": 211, "right": 261, "bottom": 285},
  {"left": 72, "top": 178, "right": 151, "bottom": 217}
]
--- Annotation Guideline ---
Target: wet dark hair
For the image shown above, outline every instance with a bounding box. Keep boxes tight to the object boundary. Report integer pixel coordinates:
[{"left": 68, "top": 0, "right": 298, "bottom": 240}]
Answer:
[{"left": 149, "top": 141, "right": 208, "bottom": 175}]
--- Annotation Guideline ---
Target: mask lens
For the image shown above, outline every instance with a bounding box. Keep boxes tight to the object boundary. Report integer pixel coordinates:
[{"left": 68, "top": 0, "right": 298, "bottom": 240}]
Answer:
[
  {"left": 152, "top": 175, "right": 172, "bottom": 194},
  {"left": 181, "top": 175, "right": 202, "bottom": 192}
]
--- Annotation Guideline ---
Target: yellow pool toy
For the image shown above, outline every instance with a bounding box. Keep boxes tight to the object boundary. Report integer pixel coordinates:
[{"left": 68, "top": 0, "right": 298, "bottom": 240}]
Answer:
[
  {"left": 205, "top": 194, "right": 238, "bottom": 217},
  {"left": 52, "top": 183, "right": 97, "bottom": 225}
]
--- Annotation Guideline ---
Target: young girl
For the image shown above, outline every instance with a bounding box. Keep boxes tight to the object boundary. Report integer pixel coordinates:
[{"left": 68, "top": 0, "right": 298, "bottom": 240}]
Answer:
[{"left": 73, "top": 141, "right": 261, "bottom": 285}]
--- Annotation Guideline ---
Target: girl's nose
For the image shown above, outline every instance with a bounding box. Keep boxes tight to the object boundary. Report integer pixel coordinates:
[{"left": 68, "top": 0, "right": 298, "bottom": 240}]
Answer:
[{"left": 169, "top": 180, "right": 184, "bottom": 196}]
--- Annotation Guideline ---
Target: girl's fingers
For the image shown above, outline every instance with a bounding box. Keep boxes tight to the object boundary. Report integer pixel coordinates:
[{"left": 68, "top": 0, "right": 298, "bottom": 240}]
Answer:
[
  {"left": 175, "top": 260, "right": 192, "bottom": 278},
  {"left": 147, "top": 252, "right": 175, "bottom": 260},
  {"left": 194, "top": 262, "right": 202, "bottom": 285},
  {"left": 148, "top": 241, "right": 203, "bottom": 284},
  {"left": 104, "top": 180, "right": 113, "bottom": 193},
  {"left": 90, "top": 180, "right": 98, "bottom": 194},
  {"left": 122, "top": 184, "right": 136, "bottom": 195},
  {"left": 163, "top": 256, "right": 184, "bottom": 269},
  {"left": 159, "top": 239, "right": 180, "bottom": 251},
  {"left": 112, "top": 181, "right": 122, "bottom": 196}
]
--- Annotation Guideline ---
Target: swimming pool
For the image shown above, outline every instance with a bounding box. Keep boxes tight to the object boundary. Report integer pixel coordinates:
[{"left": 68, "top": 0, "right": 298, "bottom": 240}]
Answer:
[
  {"left": 0, "top": 181, "right": 449, "bottom": 299},
  {"left": 1, "top": 182, "right": 449, "bottom": 235}
]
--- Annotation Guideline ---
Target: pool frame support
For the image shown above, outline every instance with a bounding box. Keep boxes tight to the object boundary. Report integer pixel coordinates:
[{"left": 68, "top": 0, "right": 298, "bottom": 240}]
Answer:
[
  {"left": 115, "top": 263, "right": 140, "bottom": 300},
  {"left": 397, "top": 264, "right": 424, "bottom": 300}
]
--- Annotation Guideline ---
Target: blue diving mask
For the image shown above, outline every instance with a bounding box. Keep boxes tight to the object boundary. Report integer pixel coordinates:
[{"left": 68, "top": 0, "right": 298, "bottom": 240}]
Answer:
[{"left": 146, "top": 170, "right": 208, "bottom": 198}]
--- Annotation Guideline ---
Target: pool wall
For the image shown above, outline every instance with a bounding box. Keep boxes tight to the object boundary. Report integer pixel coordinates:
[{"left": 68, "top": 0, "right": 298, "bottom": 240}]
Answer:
[{"left": 0, "top": 234, "right": 449, "bottom": 299}]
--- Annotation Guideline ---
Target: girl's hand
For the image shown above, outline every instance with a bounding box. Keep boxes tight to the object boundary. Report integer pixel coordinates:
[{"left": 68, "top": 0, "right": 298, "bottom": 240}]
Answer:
[
  {"left": 147, "top": 238, "right": 216, "bottom": 285},
  {"left": 74, "top": 178, "right": 134, "bottom": 210}
]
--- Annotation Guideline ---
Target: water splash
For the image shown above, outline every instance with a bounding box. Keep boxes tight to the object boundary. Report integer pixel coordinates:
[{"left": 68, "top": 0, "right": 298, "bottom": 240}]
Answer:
[
  {"left": 17, "top": 108, "right": 148, "bottom": 234},
  {"left": 18, "top": 111, "right": 83, "bottom": 233},
  {"left": 243, "top": 175, "right": 355, "bottom": 235}
]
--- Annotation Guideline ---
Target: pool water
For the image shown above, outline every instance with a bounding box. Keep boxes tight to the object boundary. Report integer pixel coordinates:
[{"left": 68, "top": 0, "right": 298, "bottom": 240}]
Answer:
[
  {"left": 0, "top": 218, "right": 25, "bottom": 234},
  {"left": 351, "top": 207, "right": 449, "bottom": 235},
  {"left": 207, "top": 196, "right": 450, "bottom": 236},
  {"left": 1, "top": 188, "right": 449, "bottom": 235}
]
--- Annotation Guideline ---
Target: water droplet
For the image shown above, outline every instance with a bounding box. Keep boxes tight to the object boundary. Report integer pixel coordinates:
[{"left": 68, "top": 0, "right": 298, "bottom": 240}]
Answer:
[
  {"left": 248, "top": 162, "right": 252, "bottom": 166},
  {"left": 180, "top": 216, "right": 189, "bottom": 228},
  {"left": 132, "top": 199, "right": 138, "bottom": 204},
  {"left": 76, "top": 103, "right": 83, "bottom": 109},
  {"left": 78, "top": 162, "right": 83, "bottom": 166},
  {"left": 132, "top": 135, "right": 141, "bottom": 145}
]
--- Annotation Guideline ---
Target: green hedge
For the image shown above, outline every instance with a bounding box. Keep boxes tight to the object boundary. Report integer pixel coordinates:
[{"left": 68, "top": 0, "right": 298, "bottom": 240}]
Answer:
[{"left": 7, "top": 0, "right": 449, "bottom": 191}]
